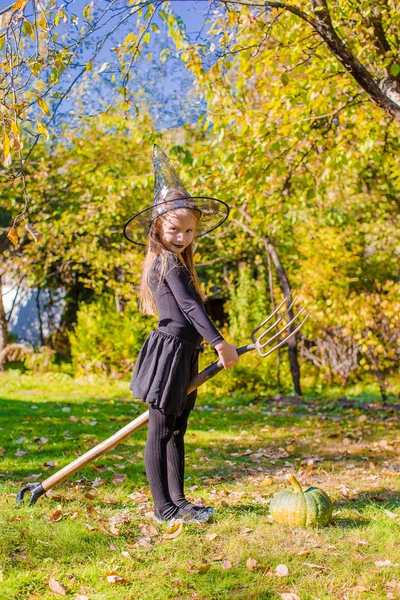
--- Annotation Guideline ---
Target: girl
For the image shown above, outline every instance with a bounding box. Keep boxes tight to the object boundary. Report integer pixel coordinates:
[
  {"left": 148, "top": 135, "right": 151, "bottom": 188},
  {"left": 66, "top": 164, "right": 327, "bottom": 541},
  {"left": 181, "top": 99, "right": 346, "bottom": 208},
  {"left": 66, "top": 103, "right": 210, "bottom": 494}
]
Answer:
[{"left": 124, "top": 145, "right": 239, "bottom": 523}]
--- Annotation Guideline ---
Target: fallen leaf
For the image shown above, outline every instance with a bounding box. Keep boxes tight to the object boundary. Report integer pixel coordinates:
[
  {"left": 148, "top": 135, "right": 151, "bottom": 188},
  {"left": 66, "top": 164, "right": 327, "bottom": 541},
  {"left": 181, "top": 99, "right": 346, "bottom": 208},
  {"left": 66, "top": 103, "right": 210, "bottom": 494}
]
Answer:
[
  {"left": 85, "top": 490, "right": 97, "bottom": 500},
  {"left": 222, "top": 559, "right": 232, "bottom": 570},
  {"left": 74, "top": 596, "right": 89, "bottom": 600},
  {"left": 85, "top": 523, "right": 96, "bottom": 531},
  {"left": 279, "top": 594, "right": 300, "bottom": 600},
  {"left": 48, "top": 576, "right": 66, "bottom": 596},
  {"left": 261, "top": 477, "right": 273, "bottom": 487},
  {"left": 297, "top": 550, "right": 311, "bottom": 557},
  {"left": 187, "top": 564, "right": 210, "bottom": 574},
  {"left": 163, "top": 522, "right": 183, "bottom": 539},
  {"left": 350, "top": 585, "right": 370, "bottom": 592},
  {"left": 0, "top": 447, "right": 5, "bottom": 455},
  {"left": 69, "top": 416, "right": 79, "bottom": 422},
  {"left": 49, "top": 508, "right": 63, "bottom": 522},
  {"left": 15, "top": 449, "right": 28, "bottom": 457},
  {"left": 128, "top": 491, "right": 148, "bottom": 503},
  {"left": 43, "top": 460, "right": 56, "bottom": 469},
  {"left": 240, "top": 528, "right": 253, "bottom": 536},
  {"left": 139, "top": 524, "right": 158, "bottom": 537},
  {"left": 246, "top": 557, "right": 258, "bottom": 572},
  {"left": 34, "top": 437, "right": 48, "bottom": 445},
  {"left": 106, "top": 571, "right": 127, "bottom": 584},
  {"left": 91, "top": 476, "right": 103, "bottom": 488},
  {"left": 205, "top": 533, "right": 217, "bottom": 541},
  {"left": 104, "top": 497, "right": 119, "bottom": 505},
  {"left": 275, "top": 563, "right": 289, "bottom": 577},
  {"left": 121, "top": 551, "right": 131, "bottom": 558},
  {"left": 303, "top": 562, "right": 330, "bottom": 571},
  {"left": 112, "top": 473, "right": 127, "bottom": 486},
  {"left": 383, "top": 509, "right": 398, "bottom": 519},
  {"left": 108, "top": 511, "right": 131, "bottom": 535},
  {"left": 374, "top": 559, "right": 392, "bottom": 567},
  {"left": 358, "top": 414, "right": 368, "bottom": 423}
]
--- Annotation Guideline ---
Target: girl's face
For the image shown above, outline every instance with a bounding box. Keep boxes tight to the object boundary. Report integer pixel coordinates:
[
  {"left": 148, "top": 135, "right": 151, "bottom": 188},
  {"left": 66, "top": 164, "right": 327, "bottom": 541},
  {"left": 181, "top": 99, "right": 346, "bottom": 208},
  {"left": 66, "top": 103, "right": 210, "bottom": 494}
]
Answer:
[{"left": 158, "top": 210, "right": 197, "bottom": 254}]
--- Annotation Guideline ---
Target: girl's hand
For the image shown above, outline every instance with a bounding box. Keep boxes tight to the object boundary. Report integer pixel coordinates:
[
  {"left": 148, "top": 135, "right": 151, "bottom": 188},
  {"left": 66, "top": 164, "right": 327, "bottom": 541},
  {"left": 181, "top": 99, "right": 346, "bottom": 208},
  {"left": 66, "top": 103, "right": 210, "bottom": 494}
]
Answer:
[{"left": 214, "top": 340, "right": 239, "bottom": 370}]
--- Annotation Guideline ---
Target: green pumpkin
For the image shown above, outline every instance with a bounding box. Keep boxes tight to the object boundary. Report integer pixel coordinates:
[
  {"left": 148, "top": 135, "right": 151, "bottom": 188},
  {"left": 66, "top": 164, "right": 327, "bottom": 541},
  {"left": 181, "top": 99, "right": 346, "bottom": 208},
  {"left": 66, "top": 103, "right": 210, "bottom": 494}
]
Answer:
[{"left": 270, "top": 475, "right": 333, "bottom": 528}]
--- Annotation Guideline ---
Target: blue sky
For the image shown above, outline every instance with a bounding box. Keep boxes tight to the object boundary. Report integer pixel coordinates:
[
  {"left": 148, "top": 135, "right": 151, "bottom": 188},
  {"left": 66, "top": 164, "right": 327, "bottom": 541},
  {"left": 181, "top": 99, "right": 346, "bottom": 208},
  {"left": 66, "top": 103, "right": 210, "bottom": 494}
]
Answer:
[{"left": 0, "top": 1, "right": 214, "bottom": 129}]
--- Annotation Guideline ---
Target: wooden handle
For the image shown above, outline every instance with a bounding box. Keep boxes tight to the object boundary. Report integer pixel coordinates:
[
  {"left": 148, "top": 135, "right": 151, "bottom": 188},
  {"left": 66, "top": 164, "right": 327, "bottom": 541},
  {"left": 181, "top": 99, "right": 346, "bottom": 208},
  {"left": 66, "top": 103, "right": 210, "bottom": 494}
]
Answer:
[{"left": 40, "top": 343, "right": 255, "bottom": 492}]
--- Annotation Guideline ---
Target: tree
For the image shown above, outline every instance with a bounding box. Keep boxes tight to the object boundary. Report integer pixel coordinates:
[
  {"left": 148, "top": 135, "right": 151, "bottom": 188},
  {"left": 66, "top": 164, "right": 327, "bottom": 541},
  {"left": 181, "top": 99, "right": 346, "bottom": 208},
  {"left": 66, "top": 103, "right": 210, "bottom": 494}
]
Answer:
[
  {"left": 217, "top": 0, "right": 400, "bottom": 121},
  {"left": 161, "top": 2, "right": 400, "bottom": 394}
]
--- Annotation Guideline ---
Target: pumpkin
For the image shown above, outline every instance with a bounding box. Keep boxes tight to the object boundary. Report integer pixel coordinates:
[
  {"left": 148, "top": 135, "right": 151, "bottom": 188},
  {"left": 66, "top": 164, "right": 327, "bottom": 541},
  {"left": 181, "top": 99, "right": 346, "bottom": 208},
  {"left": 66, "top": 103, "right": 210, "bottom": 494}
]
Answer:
[{"left": 270, "top": 475, "right": 333, "bottom": 528}]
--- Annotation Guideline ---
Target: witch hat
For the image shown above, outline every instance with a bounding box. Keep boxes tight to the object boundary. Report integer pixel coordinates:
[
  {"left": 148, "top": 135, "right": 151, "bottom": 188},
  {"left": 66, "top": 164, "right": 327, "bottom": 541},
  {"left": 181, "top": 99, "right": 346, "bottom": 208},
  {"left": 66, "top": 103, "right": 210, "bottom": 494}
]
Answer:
[{"left": 123, "top": 145, "right": 229, "bottom": 246}]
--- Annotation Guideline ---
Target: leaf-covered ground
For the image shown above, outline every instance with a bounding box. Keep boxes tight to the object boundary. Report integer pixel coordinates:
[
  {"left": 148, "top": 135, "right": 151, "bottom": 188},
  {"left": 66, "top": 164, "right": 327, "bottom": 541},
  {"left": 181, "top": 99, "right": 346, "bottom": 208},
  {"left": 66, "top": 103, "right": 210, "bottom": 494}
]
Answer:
[{"left": 1, "top": 372, "right": 400, "bottom": 600}]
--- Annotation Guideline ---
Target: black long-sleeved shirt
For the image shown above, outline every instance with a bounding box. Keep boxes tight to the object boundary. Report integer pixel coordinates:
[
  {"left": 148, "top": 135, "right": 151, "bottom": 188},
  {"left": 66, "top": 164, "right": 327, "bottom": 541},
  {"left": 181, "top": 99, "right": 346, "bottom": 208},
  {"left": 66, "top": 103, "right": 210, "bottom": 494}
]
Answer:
[{"left": 150, "top": 254, "right": 224, "bottom": 347}]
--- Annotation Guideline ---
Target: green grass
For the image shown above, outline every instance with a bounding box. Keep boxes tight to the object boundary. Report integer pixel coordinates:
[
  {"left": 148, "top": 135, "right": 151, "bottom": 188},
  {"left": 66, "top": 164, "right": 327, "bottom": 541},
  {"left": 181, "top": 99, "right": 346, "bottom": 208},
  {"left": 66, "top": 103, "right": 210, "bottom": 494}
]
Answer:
[{"left": 1, "top": 371, "right": 400, "bottom": 600}]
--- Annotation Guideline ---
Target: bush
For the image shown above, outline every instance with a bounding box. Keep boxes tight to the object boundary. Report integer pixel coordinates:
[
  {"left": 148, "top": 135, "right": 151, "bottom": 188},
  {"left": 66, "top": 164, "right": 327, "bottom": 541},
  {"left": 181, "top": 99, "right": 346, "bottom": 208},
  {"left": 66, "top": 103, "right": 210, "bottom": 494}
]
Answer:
[{"left": 69, "top": 296, "right": 156, "bottom": 377}]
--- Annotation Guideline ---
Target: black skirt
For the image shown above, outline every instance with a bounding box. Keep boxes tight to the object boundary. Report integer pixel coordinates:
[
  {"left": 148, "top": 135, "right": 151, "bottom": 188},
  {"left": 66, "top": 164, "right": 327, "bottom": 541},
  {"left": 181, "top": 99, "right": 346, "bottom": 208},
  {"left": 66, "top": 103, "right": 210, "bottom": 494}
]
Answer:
[{"left": 130, "top": 329, "right": 200, "bottom": 416}]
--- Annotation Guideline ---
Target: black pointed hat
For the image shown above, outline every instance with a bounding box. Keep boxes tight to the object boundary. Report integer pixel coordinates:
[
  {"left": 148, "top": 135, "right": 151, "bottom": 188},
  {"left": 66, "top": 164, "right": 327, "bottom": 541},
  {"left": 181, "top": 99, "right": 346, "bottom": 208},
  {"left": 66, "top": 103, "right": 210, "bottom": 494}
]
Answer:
[{"left": 123, "top": 145, "right": 229, "bottom": 246}]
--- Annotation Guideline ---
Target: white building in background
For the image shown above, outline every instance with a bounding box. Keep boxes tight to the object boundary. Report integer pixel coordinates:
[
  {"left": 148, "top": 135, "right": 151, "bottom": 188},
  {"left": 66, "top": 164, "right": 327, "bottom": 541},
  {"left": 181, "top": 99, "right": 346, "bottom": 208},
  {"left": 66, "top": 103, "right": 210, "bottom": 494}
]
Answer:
[{"left": 3, "top": 279, "right": 65, "bottom": 347}]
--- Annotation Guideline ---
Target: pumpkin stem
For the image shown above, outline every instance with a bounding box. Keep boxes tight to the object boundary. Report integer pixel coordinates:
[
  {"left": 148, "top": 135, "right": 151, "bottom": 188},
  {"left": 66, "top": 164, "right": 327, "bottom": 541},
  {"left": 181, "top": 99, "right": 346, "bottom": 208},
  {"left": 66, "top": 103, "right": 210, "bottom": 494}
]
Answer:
[{"left": 288, "top": 475, "right": 303, "bottom": 494}]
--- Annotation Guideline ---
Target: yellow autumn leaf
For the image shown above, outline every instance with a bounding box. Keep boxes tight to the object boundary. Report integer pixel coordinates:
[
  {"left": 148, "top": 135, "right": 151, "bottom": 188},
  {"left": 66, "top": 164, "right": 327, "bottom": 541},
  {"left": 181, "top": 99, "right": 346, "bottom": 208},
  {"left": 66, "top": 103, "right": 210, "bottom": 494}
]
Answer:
[
  {"left": 12, "top": 0, "right": 28, "bottom": 12},
  {"left": 7, "top": 227, "right": 19, "bottom": 246},
  {"left": 163, "top": 521, "right": 183, "bottom": 539},
  {"left": 3, "top": 133, "right": 10, "bottom": 158},
  {"left": 37, "top": 96, "right": 51, "bottom": 117},
  {"left": 36, "top": 120, "right": 49, "bottom": 140}
]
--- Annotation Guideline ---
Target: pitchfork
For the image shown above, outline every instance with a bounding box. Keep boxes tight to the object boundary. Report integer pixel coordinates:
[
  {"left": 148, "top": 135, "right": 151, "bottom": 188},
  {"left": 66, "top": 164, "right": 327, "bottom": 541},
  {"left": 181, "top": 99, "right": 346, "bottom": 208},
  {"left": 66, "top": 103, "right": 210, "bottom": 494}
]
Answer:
[{"left": 16, "top": 295, "right": 309, "bottom": 505}]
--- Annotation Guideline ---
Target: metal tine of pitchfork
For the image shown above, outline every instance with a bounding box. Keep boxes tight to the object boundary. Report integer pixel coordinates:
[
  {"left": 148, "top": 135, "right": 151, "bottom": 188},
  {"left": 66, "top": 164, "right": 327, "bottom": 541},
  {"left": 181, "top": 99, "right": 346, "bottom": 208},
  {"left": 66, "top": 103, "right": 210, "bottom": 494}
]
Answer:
[
  {"left": 251, "top": 295, "right": 299, "bottom": 345},
  {"left": 255, "top": 309, "right": 310, "bottom": 358}
]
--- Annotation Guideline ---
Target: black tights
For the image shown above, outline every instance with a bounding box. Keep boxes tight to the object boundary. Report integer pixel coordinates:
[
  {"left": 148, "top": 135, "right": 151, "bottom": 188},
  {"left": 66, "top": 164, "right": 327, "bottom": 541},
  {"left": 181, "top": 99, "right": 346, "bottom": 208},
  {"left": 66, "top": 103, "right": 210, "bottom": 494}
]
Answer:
[{"left": 145, "top": 405, "right": 192, "bottom": 520}]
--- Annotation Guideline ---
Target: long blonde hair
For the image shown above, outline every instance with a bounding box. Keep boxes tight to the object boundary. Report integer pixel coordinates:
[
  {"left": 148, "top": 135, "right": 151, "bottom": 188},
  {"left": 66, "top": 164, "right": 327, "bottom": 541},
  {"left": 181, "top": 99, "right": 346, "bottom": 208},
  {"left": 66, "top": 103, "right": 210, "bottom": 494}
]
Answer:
[{"left": 139, "top": 197, "right": 203, "bottom": 315}]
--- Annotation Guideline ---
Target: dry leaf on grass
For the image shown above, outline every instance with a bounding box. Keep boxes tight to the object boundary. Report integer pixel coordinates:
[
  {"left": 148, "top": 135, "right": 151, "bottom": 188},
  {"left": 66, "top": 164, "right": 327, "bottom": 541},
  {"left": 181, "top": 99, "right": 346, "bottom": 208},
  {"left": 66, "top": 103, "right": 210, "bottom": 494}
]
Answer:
[
  {"left": 35, "top": 436, "right": 48, "bottom": 445},
  {"left": 374, "top": 559, "right": 392, "bottom": 567},
  {"left": 84, "top": 490, "right": 97, "bottom": 500},
  {"left": 383, "top": 509, "right": 398, "bottom": 519},
  {"left": 279, "top": 594, "right": 300, "bottom": 600},
  {"left": 246, "top": 557, "right": 258, "bottom": 572},
  {"left": 74, "top": 596, "right": 89, "bottom": 600},
  {"left": 49, "top": 508, "right": 63, "bottom": 522},
  {"left": 112, "top": 473, "right": 127, "bottom": 485},
  {"left": 140, "top": 524, "right": 158, "bottom": 537},
  {"left": 108, "top": 511, "right": 131, "bottom": 535},
  {"left": 205, "top": 533, "right": 217, "bottom": 541},
  {"left": 48, "top": 576, "right": 66, "bottom": 596},
  {"left": 222, "top": 559, "right": 232, "bottom": 570},
  {"left": 106, "top": 571, "right": 127, "bottom": 584},
  {"left": 303, "top": 562, "right": 331, "bottom": 572},
  {"left": 163, "top": 522, "right": 183, "bottom": 539},
  {"left": 275, "top": 564, "right": 289, "bottom": 577},
  {"left": 349, "top": 585, "right": 370, "bottom": 592},
  {"left": 128, "top": 491, "right": 148, "bottom": 503},
  {"left": 187, "top": 564, "right": 210, "bottom": 574},
  {"left": 15, "top": 449, "right": 28, "bottom": 457}
]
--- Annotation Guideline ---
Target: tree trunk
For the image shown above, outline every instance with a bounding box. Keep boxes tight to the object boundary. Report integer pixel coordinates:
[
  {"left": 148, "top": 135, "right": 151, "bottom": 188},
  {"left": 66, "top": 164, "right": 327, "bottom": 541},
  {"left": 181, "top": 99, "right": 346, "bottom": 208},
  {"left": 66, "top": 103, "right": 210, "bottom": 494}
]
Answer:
[
  {"left": 0, "top": 275, "right": 8, "bottom": 371},
  {"left": 263, "top": 237, "right": 302, "bottom": 396}
]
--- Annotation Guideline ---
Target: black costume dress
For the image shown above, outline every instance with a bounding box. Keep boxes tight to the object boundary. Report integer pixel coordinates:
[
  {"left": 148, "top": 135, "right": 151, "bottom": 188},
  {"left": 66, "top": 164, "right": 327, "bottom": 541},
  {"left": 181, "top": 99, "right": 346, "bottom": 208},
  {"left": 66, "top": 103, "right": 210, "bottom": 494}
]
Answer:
[{"left": 130, "top": 253, "right": 223, "bottom": 416}]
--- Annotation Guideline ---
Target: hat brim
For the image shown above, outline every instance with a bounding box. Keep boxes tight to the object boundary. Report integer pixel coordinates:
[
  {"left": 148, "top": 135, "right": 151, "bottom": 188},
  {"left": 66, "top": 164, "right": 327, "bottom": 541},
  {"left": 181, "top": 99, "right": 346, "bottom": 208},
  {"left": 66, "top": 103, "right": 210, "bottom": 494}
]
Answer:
[{"left": 123, "top": 196, "right": 230, "bottom": 246}]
